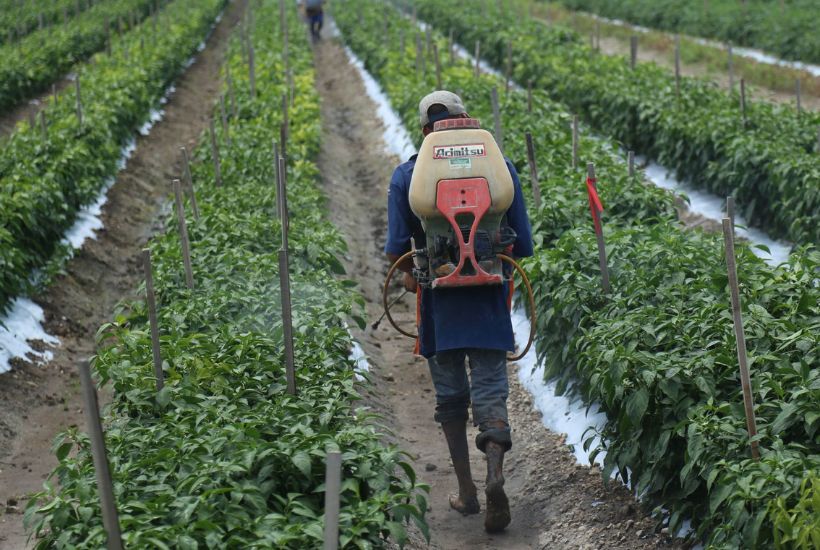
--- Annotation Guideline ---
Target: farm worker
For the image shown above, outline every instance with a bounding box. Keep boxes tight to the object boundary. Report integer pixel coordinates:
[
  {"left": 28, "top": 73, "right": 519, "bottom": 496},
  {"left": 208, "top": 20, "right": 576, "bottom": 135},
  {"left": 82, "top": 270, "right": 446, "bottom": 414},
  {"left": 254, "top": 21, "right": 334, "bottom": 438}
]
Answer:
[
  {"left": 385, "top": 91, "right": 533, "bottom": 533},
  {"left": 301, "top": 0, "right": 325, "bottom": 40}
]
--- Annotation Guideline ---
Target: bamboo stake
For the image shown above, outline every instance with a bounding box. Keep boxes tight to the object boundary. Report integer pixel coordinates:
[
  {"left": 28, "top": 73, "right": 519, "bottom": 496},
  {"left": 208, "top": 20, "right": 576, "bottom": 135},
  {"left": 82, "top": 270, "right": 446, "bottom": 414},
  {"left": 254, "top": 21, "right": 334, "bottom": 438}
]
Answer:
[
  {"left": 491, "top": 87, "right": 503, "bottom": 153},
  {"left": 726, "top": 196, "right": 735, "bottom": 231},
  {"left": 78, "top": 361, "right": 124, "bottom": 550},
  {"left": 142, "top": 250, "right": 164, "bottom": 391},
  {"left": 728, "top": 45, "right": 735, "bottom": 93},
  {"left": 172, "top": 179, "right": 194, "bottom": 290},
  {"left": 630, "top": 35, "right": 637, "bottom": 69},
  {"left": 588, "top": 163, "right": 610, "bottom": 294},
  {"left": 795, "top": 78, "right": 802, "bottom": 113},
  {"left": 323, "top": 451, "right": 342, "bottom": 550},
  {"left": 628, "top": 150, "right": 635, "bottom": 177},
  {"left": 721, "top": 218, "right": 760, "bottom": 460},
  {"left": 525, "top": 132, "right": 542, "bottom": 209},
  {"left": 448, "top": 29, "right": 454, "bottom": 65},
  {"left": 572, "top": 115, "right": 579, "bottom": 169},
  {"left": 179, "top": 147, "right": 200, "bottom": 221},
  {"left": 209, "top": 119, "right": 222, "bottom": 187}
]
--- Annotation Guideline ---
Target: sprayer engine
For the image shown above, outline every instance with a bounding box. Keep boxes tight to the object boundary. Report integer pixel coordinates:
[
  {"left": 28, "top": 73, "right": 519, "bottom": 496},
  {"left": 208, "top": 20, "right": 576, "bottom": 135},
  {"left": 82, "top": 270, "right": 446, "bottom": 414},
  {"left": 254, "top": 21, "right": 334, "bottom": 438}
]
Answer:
[{"left": 408, "top": 118, "right": 516, "bottom": 289}]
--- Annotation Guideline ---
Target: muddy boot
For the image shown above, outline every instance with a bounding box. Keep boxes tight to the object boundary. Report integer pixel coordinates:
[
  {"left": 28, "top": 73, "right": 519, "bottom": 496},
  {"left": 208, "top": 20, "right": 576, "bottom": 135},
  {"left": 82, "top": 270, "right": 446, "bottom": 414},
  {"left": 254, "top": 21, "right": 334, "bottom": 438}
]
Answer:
[
  {"left": 440, "top": 420, "right": 480, "bottom": 515},
  {"left": 484, "top": 441, "right": 510, "bottom": 533}
]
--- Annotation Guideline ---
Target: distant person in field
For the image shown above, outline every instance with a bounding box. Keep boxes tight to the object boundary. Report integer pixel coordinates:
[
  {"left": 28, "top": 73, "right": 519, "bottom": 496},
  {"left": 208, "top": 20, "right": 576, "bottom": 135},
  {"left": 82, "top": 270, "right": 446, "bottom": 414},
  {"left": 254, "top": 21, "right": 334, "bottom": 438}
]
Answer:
[
  {"left": 385, "top": 91, "right": 533, "bottom": 533},
  {"left": 301, "top": 0, "right": 324, "bottom": 40}
]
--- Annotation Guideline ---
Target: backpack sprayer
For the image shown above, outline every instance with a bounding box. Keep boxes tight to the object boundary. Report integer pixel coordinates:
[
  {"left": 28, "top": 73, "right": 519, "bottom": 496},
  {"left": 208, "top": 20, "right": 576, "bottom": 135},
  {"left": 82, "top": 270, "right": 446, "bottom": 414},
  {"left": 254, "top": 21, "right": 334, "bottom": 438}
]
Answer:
[{"left": 380, "top": 118, "right": 535, "bottom": 360}]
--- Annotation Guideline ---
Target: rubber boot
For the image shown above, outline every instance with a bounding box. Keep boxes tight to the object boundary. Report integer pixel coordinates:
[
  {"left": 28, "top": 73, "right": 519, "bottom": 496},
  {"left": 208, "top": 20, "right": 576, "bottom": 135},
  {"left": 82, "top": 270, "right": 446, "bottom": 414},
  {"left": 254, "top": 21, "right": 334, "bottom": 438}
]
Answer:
[
  {"left": 440, "top": 420, "right": 480, "bottom": 515},
  {"left": 484, "top": 440, "right": 511, "bottom": 533}
]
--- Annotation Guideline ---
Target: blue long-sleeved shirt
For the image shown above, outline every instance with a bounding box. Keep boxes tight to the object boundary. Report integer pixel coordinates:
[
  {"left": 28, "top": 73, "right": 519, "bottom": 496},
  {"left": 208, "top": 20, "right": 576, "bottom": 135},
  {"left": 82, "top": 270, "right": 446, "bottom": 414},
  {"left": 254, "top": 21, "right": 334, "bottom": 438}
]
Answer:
[{"left": 385, "top": 154, "right": 534, "bottom": 358}]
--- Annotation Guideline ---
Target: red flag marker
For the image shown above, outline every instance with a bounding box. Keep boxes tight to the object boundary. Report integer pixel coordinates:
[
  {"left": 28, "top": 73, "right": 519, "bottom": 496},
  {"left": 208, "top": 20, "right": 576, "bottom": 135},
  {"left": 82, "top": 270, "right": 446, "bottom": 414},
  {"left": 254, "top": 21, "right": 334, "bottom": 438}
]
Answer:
[{"left": 586, "top": 173, "right": 604, "bottom": 235}]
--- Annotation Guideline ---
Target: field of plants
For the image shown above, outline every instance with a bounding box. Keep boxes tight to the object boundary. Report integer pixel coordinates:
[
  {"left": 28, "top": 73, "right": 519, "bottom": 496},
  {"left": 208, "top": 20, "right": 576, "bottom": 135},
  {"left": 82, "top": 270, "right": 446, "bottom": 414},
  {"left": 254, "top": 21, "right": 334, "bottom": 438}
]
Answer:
[
  {"left": 406, "top": 0, "right": 820, "bottom": 247},
  {"left": 22, "top": 2, "right": 426, "bottom": 547},
  {"left": 551, "top": 0, "right": 820, "bottom": 65},
  {"left": 340, "top": 0, "right": 817, "bottom": 547},
  {"left": 0, "top": 0, "right": 160, "bottom": 113},
  {"left": 0, "top": 0, "right": 817, "bottom": 548},
  {"left": 0, "top": 0, "right": 225, "bottom": 314}
]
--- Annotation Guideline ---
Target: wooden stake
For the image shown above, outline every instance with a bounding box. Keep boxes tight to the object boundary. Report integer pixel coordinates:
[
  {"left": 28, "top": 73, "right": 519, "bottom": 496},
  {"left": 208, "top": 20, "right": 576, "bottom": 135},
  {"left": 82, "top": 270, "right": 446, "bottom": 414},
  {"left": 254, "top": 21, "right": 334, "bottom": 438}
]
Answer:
[
  {"left": 630, "top": 35, "right": 637, "bottom": 69},
  {"left": 425, "top": 27, "right": 432, "bottom": 56},
  {"left": 142, "top": 250, "right": 164, "bottom": 391},
  {"left": 795, "top": 78, "right": 802, "bottom": 113},
  {"left": 595, "top": 21, "right": 600, "bottom": 50},
  {"left": 433, "top": 43, "right": 442, "bottom": 89},
  {"left": 527, "top": 80, "right": 533, "bottom": 114},
  {"left": 219, "top": 95, "right": 231, "bottom": 146},
  {"left": 208, "top": 119, "right": 223, "bottom": 187},
  {"left": 728, "top": 45, "right": 734, "bottom": 93},
  {"left": 505, "top": 40, "right": 512, "bottom": 93},
  {"left": 323, "top": 451, "right": 342, "bottom": 550},
  {"left": 448, "top": 29, "right": 455, "bottom": 65},
  {"left": 474, "top": 40, "right": 480, "bottom": 79},
  {"left": 226, "top": 66, "right": 237, "bottom": 119},
  {"left": 75, "top": 74, "right": 83, "bottom": 127},
  {"left": 172, "top": 179, "right": 194, "bottom": 290},
  {"left": 740, "top": 78, "right": 747, "bottom": 125},
  {"left": 525, "top": 133, "right": 542, "bottom": 209},
  {"left": 179, "top": 147, "right": 200, "bottom": 221},
  {"left": 721, "top": 218, "right": 760, "bottom": 460},
  {"left": 40, "top": 111, "right": 47, "bottom": 142},
  {"left": 277, "top": 156, "right": 296, "bottom": 396},
  {"left": 491, "top": 87, "right": 503, "bottom": 153},
  {"left": 726, "top": 196, "right": 735, "bottom": 231},
  {"left": 249, "top": 44, "right": 256, "bottom": 99},
  {"left": 415, "top": 33, "right": 422, "bottom": 75},
  {"left": 674, "top": 35, "right": 681, "bottom": 99},
  {"left": 281, "top": 95, "right": 289, "bottom": 158},
  {"left": 588, "top": 163, "right": 610, "bottom": 294},
  {"left": 78, "top": 361, "right": 124, "bottom": 550},
  {"left": 628, "top": 150, "right": 635, "bottom": 177},
  {"left": 572, "top": 115, "right": 579, "bottom": 169}
]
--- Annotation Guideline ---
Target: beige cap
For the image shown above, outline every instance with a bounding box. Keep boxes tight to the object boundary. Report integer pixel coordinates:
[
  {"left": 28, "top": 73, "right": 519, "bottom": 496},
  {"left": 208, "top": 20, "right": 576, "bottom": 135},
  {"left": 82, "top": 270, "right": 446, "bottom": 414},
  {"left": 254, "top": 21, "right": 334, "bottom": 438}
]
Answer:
[{"left": 418, "top": 90, "right": 466, "bottom": 127}]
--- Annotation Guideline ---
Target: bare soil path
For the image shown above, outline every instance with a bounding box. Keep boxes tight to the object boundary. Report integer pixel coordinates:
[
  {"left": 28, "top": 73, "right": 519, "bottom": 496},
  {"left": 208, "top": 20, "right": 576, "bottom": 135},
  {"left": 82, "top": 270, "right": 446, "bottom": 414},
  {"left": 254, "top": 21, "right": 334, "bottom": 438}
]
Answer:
[
  {"left": 315, "top": 22, "right": 683, "bottom": 550},
  {"left": 0, "top": 1, "right": 246, "bottom": 547}
]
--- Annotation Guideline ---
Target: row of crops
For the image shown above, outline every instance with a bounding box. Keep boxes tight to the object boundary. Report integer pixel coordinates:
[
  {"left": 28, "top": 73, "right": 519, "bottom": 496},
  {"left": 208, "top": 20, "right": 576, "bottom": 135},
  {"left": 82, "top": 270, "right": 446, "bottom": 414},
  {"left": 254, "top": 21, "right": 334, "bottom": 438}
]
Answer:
[
  {"left": 0, "top": 0, "right": 96, "bottom": 45},
  {"left": 401, "top": 0, "right": 820, "bottom": 248},
  {"left": 0, "top": 0, "right": 92, "bottom": 44},
  {"left": 550, "top": 0, "right": 820, "bottom": 66},
  {"left": 25, "top": 2, "right": 426, "bottom": 547},
  {"left": 335, "top": 1, "right": 819, "bottom": 547},
  {"left": 0, "top": 0, "right": 223, "bottom": 316},
  {"left": 0, "top": 0, "right": 160, "bottom": 113}
]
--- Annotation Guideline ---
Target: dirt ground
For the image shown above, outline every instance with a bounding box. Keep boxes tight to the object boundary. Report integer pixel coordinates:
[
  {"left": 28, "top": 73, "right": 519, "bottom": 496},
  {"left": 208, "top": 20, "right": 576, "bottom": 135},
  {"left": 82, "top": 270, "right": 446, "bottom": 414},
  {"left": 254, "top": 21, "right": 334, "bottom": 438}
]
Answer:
[
  {"left": 314, "top": 22, "right": 683, "bottom": 549},
  {"left": 0, "top": 1, "right": 247, "bottom": 547}
]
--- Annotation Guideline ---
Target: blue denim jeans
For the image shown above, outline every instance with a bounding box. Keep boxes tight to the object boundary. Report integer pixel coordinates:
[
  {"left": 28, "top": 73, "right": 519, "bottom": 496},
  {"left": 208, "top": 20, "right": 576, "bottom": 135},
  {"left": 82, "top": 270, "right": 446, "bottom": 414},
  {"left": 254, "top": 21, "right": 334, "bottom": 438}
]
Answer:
[{"left": 427, "top": 348, "right": 511, "bottom": 452}]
